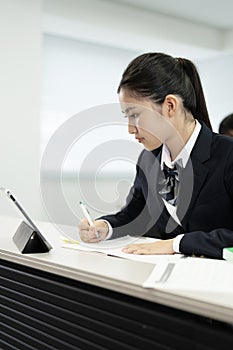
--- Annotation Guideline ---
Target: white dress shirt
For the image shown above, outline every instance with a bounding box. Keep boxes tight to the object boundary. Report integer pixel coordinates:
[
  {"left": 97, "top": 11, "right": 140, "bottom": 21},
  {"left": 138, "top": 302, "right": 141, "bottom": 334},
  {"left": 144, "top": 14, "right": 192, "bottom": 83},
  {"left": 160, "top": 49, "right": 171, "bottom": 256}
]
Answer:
[
  {"left": 103, "top": 120, "right": 202, "bottom": 252},
  {"left": 161, "top": 120, "right": 201, "bottom": 252}
]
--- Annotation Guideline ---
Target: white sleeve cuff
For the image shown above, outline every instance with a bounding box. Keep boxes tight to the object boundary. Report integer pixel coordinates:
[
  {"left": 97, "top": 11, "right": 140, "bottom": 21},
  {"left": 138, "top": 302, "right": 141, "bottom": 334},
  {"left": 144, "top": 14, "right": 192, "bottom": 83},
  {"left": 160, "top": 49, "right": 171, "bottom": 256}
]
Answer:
[
  {"left": 173, "top": 234, "right": 185, "bottom": 253},
  {"left": 99, "top": 220, "right": 113, "bottom": 240}
]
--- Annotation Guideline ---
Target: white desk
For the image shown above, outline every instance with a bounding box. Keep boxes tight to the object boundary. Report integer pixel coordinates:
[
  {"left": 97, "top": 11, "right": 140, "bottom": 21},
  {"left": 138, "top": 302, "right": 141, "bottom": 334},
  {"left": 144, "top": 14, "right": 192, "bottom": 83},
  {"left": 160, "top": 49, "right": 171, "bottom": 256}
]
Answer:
[{"left": 0, "top": 216, "right": 233, "bottom": 350}]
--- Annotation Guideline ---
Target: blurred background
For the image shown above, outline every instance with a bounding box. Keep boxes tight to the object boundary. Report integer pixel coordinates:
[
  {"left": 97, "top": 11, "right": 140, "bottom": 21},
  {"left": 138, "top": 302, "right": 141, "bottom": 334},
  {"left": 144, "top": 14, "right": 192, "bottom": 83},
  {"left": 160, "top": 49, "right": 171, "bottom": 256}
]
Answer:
[{"left": 1, "top": 0, "right": 233, "bottom": 226}]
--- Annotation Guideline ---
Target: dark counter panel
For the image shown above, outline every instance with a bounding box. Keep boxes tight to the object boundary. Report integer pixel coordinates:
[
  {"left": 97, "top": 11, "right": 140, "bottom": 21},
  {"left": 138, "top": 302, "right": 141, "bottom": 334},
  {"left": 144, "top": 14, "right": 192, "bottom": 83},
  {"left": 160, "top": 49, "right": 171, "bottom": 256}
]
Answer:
[{"left": 0, "top": 258, "right": 232, "bottom": 350}]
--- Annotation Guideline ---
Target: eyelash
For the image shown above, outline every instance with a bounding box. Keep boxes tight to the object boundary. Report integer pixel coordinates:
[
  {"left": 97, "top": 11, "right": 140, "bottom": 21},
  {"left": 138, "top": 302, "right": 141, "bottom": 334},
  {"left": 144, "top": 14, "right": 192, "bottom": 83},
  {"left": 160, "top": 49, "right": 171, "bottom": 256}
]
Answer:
[{"left": 124, "top": 114, "right": 139, "bottom": 119}]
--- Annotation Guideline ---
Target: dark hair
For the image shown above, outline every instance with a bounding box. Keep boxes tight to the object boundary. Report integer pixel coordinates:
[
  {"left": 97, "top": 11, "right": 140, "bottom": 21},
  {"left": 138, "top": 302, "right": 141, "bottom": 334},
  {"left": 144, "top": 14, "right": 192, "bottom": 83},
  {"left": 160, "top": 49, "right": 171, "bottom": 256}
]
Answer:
[
  {"left": 219, "top": 114, "right": 233, "bottom": 134},
  {"left": 118, "top": 52, "right": 212, "bottom": 130}
]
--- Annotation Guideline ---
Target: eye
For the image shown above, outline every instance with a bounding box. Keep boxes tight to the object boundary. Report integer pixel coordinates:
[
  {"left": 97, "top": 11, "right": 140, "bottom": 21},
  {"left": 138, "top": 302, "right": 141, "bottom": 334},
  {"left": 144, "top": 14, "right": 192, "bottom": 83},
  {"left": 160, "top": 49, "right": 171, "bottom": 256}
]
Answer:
[
  {"left": 123, "top": 112, "right": 140, "bottom": 119},
  {"left": 129, "top": 113, "right": 139, "bottom": 119}
]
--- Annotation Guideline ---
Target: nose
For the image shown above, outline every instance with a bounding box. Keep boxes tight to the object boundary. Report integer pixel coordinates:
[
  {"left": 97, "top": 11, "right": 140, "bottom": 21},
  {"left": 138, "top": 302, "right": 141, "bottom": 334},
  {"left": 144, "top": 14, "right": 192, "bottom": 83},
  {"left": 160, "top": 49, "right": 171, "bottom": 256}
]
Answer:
[{"left": 128, "top": 120, "right": 137, "bottom": 134}]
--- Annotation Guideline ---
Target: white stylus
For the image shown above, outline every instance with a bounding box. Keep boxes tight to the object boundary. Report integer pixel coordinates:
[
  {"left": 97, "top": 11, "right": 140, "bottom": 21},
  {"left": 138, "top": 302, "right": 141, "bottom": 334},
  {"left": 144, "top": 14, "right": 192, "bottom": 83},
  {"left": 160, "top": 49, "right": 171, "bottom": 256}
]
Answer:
[{"left": 79, "top": 201, "right": 100, "bottom": 239}]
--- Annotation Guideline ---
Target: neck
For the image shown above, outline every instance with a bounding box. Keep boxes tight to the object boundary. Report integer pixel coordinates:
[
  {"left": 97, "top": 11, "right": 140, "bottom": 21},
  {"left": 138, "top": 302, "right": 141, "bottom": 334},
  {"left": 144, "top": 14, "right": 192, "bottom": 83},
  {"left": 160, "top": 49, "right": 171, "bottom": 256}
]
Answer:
[{"left": 167, "top": 119, "right": 196, "bottom": 161}]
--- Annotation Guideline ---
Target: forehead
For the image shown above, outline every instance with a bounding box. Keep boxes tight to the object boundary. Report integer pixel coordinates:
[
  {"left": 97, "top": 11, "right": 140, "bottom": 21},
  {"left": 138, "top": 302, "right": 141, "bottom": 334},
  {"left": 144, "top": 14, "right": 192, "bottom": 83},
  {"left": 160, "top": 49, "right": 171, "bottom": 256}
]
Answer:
[
  {"left": 118, "top": 89, "right": 138, "bottom": 103},
  {"left": 118, "top": 89, "right": 153, "bottom": 113}
]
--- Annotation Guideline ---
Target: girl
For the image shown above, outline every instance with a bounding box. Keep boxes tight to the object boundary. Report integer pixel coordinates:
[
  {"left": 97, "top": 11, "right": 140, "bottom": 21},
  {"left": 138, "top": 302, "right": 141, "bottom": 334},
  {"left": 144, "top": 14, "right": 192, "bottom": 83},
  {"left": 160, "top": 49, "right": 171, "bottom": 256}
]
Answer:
[{"left": 79, "top": 52, "right": 233, "bottom": 259}]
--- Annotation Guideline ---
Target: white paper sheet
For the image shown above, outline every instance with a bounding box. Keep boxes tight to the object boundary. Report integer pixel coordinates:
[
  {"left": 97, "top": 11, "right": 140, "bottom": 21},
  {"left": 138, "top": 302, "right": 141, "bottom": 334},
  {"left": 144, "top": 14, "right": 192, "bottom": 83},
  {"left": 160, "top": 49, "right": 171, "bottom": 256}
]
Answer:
[
  {"left": 61, "top": 235, "right": 184, "bottom": 264},
  {"left": 143, "top": 257, "right": 233, "bottom": 292}
]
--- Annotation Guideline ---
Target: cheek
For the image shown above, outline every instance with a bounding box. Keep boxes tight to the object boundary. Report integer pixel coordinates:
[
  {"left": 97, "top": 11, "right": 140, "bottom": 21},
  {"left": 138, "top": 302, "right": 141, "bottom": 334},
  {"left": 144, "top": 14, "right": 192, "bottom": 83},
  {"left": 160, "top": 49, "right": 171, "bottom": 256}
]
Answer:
[{"left": 136, "top": 112, "right": 168, "bottom": 142}]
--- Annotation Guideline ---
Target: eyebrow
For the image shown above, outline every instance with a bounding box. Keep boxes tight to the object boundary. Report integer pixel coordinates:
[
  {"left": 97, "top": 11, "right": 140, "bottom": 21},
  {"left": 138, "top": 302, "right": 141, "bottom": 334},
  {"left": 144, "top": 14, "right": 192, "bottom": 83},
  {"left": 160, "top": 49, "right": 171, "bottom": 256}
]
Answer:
[{"left": 122, "top": 106, "right": 137, "bottom": 114}]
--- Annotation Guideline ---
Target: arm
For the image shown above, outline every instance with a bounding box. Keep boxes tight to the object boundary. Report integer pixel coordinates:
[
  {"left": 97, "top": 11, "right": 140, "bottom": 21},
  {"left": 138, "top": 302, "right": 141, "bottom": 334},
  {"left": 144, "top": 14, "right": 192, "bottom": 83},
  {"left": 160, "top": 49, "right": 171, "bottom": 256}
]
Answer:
[
  {"left": 179, "top": 228, "right": 233, "bottom": 259},
  {"left": 122, "top": 141, "right": 233, "bottom": 258},
  {"left": 79, "top": 149, "right": 162, "bottom": 242},
  {"left": 180, "top": 146, "right": 233, "bottom": 259},
  {"left": 99, "top": 149, "right": 162, "bottom": 238},
  {"left": 99, "top": 168, "right": 151, "bottom": 238}
]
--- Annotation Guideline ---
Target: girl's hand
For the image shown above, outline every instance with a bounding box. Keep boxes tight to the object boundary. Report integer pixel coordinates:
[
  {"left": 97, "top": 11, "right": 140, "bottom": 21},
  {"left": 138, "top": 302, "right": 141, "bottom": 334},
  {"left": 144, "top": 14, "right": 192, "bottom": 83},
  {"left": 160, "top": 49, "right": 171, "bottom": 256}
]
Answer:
[
  {"left": 78, "top": 219, "right": 109, "bottom": 243},
  {"left": 122, "top": 239, "right": 175, "bottom": 255}
]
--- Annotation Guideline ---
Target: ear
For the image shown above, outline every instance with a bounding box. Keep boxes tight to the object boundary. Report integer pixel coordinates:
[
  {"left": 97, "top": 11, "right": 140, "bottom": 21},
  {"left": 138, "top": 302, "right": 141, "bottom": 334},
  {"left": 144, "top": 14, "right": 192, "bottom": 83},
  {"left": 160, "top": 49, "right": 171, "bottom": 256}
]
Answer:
[{"left": 162, "top": 94, "right": 179, "bottom": 117}]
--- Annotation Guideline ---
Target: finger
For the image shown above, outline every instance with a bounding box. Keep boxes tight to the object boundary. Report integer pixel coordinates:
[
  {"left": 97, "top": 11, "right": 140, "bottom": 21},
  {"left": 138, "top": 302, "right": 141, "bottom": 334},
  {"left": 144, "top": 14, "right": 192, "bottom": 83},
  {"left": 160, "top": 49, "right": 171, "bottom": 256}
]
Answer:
[
  {"left": 122, "top": 243, "right": 144, "bottom": 251},
  {"left": 123, "top": 246, "right": 150, "bottom": 255},
  {"left": 89, "top": 226, "right": 97, "bottom": 234},
  {"left": 78, "top": 219, "right": 90, "bottom": 230},
  {"left": 79, "top": 229, "right": 90, "bottom": 236},
  {"left": 80, "top": 231, "right": 91, "bottom": 242},
  {"left": 88, "top": 231, "right": 100, "bottom": 239},
  {"left": 80, "top": 230, "right": 101, "bottom": 243},
  {"left": 88, "top": 227, "right": 102, "bottom": 240},
  {"left": 93, "top": 221, "right": 109, "bottom": 236},
  {"left": 88, "top": 237, "right": 101, "bottom": 243},
  {"left": 81, "top": 236, "right": 99, "bottom": 243},
  {"left": 122, "top": 245, "right": 139, "bottom": 254},
  {"left": 78, "top": 224, "right": 89, "bottom": 231},
  {"left": 133, "top": 249, "right": 149, "bottom": 255}
]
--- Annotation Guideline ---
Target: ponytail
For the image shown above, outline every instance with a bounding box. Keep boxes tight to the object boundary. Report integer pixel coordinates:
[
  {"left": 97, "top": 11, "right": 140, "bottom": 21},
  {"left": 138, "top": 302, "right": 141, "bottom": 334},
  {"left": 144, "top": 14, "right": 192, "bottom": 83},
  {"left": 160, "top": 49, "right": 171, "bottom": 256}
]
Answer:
[
  {"left": 176, "top": 58, "right": 212, "bottom": 130},
  {"left": 118, "top": 53, "right": 212, "bottom": 130}
]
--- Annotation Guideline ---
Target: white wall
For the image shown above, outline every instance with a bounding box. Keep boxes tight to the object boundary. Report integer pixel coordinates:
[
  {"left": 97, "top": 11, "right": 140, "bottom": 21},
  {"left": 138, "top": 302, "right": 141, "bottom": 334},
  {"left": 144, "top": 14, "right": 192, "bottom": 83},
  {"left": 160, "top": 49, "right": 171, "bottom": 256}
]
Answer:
[
  {"left": 43, "top": 0, "right": 223, "bottom": 60},
  {"left": 41, "top": 35, "right": 139, "bottom": 155},
  {"left": 0, "top": 0, "right": 42, "bottom": 219},
  {"left": 1, "top": 0, "right": 233, "bottom": 225},
  {"left": 40, "top": 35, "right": 142, "bottom": 175},
  {"left": 198, "top": 54, "right": 233, "bottom": 132},
  {"left": 40, "top": 35, "right": 142, "bottom": 223}
]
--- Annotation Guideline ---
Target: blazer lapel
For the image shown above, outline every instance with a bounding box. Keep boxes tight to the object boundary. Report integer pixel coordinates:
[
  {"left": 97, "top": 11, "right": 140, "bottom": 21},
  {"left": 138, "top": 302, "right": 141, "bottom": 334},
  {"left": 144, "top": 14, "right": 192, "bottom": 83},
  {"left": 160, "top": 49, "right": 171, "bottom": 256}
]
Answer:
[
  {"left": 146, "top": 148, "right": 184, "bottom": 234},
  {"left": 177, "top": 123, "right": 212, "bottom": 227},
  {"left": 140, "top": 123, "right": 213, "bottom": 235}
]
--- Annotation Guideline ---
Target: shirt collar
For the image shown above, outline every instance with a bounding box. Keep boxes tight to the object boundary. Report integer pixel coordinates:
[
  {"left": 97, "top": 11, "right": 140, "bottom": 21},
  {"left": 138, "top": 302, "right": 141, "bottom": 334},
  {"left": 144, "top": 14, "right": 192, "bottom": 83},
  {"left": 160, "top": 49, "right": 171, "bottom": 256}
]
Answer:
[{"left": 161, "top": 120, "right": 201, "bottom": 169}]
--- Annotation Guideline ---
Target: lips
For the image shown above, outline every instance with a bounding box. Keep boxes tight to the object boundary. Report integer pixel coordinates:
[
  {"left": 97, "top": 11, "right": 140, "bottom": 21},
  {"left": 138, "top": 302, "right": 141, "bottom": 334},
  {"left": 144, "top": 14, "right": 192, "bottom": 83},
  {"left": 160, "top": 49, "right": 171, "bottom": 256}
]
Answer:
[{"left": 136, "top": 138, "right": 144, "bottom": 143}]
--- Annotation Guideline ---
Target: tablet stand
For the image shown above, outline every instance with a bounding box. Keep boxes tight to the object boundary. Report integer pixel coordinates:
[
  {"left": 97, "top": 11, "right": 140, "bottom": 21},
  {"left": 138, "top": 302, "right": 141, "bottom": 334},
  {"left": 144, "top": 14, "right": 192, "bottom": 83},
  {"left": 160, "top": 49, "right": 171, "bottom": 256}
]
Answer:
[{"left": 13, "top": 220, "right": 52, "bottom": 254}]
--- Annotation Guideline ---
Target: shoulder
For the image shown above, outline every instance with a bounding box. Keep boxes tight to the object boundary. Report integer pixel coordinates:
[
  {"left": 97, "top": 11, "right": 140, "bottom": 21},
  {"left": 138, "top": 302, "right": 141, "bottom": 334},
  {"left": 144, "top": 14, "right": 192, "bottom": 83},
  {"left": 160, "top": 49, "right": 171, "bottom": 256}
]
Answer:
[
  {"left": 136, "top": 146, "right": 162, "bottom": 173},
  {"left": 137, "top": 146, "right": 162, "bottom": 163}
]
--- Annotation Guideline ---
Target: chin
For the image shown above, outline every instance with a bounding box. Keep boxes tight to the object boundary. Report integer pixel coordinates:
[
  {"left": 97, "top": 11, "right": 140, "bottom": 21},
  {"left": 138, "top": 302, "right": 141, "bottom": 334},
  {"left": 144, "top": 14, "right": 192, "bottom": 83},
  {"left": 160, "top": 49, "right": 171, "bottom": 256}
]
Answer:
[
  {"left": 144, "top": 145, "right": 155, "bottom": 151},
  {"left": 144, "top": 143, "right": 161, "bottom": 151}
]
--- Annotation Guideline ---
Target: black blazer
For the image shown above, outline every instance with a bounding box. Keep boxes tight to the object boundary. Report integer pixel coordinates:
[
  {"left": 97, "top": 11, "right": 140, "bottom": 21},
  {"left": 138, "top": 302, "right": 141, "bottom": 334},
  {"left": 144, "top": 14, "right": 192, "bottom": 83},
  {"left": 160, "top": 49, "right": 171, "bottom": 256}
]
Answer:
[{"left": 100, "top": 123, "right": 233, "bottom": 259}]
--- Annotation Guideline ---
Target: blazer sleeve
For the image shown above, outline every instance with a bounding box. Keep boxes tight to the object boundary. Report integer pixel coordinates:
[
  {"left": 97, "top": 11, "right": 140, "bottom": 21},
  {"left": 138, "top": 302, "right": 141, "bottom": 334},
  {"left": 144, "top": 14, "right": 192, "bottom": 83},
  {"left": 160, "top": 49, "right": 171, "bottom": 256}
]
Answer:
[
  {"left": 98, "top": 154, "right": 153, "bottom": 238},
  {"left": 180, "top": 148, "right": 233, "bottom": 259},
  {"left": 179, "top": 228, "right": 233, "bottom": 259}
]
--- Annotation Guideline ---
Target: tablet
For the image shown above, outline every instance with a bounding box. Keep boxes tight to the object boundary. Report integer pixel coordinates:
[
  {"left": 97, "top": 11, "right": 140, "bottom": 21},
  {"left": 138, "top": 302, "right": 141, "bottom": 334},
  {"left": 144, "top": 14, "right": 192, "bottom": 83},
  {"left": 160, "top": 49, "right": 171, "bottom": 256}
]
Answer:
[{"left": 0, "top": 187, "right": 52, "bottom": 252}]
